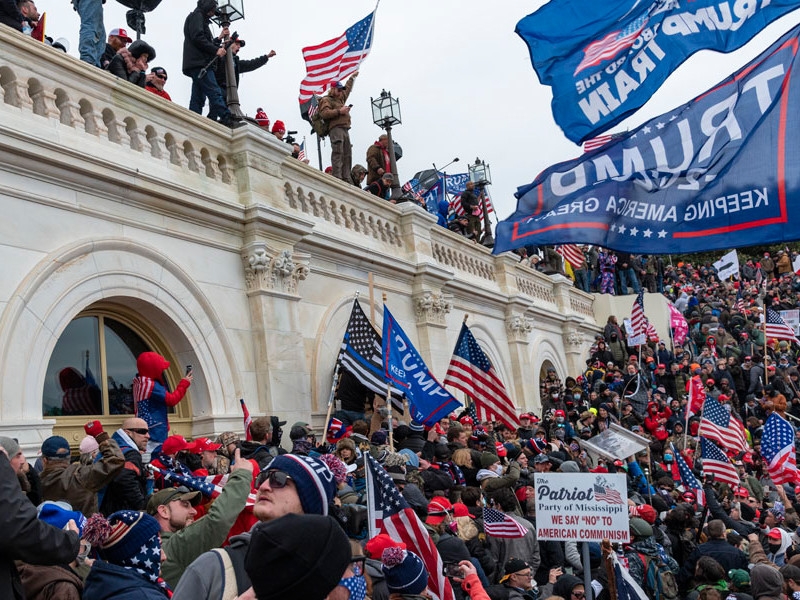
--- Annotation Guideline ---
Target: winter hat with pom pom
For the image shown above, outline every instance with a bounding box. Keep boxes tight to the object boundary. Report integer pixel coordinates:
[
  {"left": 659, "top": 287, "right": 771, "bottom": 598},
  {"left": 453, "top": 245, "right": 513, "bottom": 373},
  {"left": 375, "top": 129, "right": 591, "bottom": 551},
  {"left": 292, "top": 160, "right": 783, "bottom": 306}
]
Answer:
[{"left": 381, "top": 547, "right": 429, "bottom": 594}]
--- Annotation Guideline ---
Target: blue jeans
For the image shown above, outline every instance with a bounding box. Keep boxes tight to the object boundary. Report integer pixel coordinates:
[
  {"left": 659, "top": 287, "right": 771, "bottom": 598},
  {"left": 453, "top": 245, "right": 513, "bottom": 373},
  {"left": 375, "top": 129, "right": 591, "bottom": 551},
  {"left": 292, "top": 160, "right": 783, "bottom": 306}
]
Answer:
[
  {"left": 574, "top": 268, "right": 589, "bottom": 292},
  {"left": 618, "top": 267, "right": 641, "bottom": 294},
  {"left": 73, "top": 0, "right": 105, "bottom": 67},
  {"left": 187, "top": 68, "right": 230, "bottom": 121}
]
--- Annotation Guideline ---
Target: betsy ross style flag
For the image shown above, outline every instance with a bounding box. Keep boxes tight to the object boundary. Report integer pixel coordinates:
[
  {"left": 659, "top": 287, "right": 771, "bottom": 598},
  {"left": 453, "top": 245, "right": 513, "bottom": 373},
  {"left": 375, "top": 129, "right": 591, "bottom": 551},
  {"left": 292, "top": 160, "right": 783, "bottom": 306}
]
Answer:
[
  {"left": 761, "top": 412, "right": 799, "bottom": 486},
  {"left": 482, "top": 507, "right": 527, "bottom": 538},
  {"left": 365, "top": 454, "right": 454, "bottom": 600},
  {"left": 337, "top": 298, "right": 403, "bottom": 413},
  {"left": 444, "top": 323, "right": 519, "bottom": 430},
  {"left": 298, "top": 11, "right": 375, "bottom": 104},
  {"left": 698, "top": 396, "right": 748, "bottom": 453},
  {"left": 765, "top": 308, "right": 800, "bottom": 344},
  {"left": 699, "top": 438, "right": 740, "bottom": 486}
]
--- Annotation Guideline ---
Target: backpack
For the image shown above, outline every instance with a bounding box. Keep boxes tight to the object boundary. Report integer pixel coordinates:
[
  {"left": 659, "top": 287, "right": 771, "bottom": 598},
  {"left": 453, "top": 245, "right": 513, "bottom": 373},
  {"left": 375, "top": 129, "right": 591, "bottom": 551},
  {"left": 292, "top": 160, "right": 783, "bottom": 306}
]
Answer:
[
  {"left": 637, "top": 552, "right": 679, "bottom": 600},
  {"left": 311, "top": 98, "right": 329, "bottom": 138},
  {"left": 212, "top": 545, "right": 250, "bottom": 600}
]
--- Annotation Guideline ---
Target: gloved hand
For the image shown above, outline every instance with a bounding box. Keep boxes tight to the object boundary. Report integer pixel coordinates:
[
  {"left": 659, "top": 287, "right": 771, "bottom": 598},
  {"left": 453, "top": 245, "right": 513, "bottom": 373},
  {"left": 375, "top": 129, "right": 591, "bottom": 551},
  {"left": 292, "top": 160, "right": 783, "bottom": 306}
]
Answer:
[{"left": 84, "top": 420, "right": 109, "bottom": 443}]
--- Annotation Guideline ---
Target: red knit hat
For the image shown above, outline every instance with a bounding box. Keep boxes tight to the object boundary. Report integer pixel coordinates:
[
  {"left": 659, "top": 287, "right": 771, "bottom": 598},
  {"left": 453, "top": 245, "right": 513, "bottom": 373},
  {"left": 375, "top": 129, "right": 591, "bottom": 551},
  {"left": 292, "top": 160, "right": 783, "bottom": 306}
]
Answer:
[
  {"left": 255, "top": 108, "right": 269, "bottom": 128},
  {"left": 272, "top": 120, "right": 286, "bottom": 134}
]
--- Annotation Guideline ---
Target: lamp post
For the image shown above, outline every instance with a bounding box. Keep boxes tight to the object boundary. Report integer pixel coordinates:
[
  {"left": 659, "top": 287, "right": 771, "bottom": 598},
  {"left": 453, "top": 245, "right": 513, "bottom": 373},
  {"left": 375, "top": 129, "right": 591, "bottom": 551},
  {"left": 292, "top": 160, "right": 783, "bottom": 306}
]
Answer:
[
  {"left": 371, "top": 89, "right": 402, "bottom": 199},
  {"left": 469, "top": 157, "right": 493, "bottom": 247},
  {"left": 432, "top": 157, "right": 459, "bottom": 212},
  {"left": 211, "top": 0, "right": 245, "bottom": 120}
]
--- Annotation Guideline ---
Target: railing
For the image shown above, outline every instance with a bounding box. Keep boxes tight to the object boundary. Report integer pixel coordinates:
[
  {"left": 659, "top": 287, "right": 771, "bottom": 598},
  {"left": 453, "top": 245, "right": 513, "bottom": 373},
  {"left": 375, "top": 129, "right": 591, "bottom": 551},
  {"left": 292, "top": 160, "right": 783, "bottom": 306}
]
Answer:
[{"left": 0, "top": 26, "right": 596, "bottom": 324}]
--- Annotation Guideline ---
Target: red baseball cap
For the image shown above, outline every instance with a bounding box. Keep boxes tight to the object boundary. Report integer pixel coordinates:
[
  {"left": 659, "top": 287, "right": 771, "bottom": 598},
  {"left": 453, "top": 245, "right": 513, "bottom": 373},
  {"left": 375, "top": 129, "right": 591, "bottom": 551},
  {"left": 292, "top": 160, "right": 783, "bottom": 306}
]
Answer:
[
  {"left": 161, "top": 435, "right": 188, "bottom": 456},
  {"left": 768, "top": 528, "right": 783, "bottom": 540},
  {"left": 426, "top": 497, "right": 453, "bottom": 526},
  {"left": 189, "top": 437, "right": 221, "bottom": 453},
  {"left": 459, "top": 416, "right": 474, "bottom": 426},
  {"left": 452, "top": 502, "right": 474, "bottom": 519}
]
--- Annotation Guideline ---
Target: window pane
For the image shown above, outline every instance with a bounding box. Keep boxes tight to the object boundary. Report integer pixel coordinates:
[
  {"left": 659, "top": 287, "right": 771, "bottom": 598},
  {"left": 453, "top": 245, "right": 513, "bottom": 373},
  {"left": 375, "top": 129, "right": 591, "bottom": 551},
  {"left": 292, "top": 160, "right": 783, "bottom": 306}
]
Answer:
[
  {"left": 105, "top": 319, "right": 149, "bottom": 416},
  {"left": 42, "top": 317, "right": 102, "bottom": 416}
]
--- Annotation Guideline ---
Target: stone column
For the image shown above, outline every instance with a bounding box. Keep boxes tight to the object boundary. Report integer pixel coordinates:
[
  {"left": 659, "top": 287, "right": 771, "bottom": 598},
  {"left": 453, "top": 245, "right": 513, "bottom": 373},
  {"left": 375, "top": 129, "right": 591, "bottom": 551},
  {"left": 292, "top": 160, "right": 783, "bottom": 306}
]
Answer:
[{"left": 505, "top": 306, "right": 535, "bottom": 413}]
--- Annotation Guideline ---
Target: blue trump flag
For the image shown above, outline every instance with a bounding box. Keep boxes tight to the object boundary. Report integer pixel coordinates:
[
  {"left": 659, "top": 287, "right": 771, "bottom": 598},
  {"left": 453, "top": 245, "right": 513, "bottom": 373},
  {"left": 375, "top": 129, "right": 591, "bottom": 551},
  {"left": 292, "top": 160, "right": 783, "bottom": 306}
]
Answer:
[
  {"left": 516, "top": 0, "right": 800, "bottom": 143},
  {"left": 495, "top": 24, "right": 800, "bottom": 256},
  {"left": 381, "top": 306, "right": 461, "bottom": 425}
]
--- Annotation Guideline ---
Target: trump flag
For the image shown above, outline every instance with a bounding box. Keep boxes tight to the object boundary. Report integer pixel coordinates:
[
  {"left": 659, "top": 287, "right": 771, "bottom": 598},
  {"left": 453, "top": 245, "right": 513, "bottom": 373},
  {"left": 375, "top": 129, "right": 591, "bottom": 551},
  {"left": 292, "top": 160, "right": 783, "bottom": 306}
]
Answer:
[
  {"left": 496, "top": 24, "right": 800, "bottom": 256},
  {"left": 516, "top": 0, "right": 800, "bottom": 143},
  {"left": 382, "top": 306, "right": 461, "bottom": 425}
]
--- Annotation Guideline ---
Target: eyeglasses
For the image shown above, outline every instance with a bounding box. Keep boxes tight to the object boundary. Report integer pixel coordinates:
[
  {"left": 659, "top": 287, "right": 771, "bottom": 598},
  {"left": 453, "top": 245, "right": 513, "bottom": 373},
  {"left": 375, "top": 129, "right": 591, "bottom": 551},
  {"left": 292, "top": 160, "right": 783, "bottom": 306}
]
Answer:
[
  {"left": 256, "top": 470, "right": 293, "bottom": 489},
  {"left": 512, "top": 571, "right": 533, "bottom": 578},
  {"left": 155, "top": 73, "right": 167, "bottom": 80},
  {"left": 126, "top": 428, "right": 150, "bottom": 435}
]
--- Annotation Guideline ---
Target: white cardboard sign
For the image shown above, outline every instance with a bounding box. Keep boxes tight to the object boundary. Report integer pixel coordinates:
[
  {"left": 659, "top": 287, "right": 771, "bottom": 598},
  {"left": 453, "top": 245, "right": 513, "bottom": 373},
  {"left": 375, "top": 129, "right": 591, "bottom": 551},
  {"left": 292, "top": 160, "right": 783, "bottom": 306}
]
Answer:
[{"left": 534, "top": 473, "right": 629, "bottom": 543}]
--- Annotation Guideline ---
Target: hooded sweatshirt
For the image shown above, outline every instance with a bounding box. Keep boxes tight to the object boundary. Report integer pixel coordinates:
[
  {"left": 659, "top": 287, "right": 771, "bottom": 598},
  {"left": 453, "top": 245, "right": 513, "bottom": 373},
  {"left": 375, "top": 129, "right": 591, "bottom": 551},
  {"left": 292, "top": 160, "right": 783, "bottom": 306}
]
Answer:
[
  {"left": 750, "top": 564, "right": 784, "bottom": 600},
  {"left": 133, "top": 352, "right": 190, "bottom": 444}
]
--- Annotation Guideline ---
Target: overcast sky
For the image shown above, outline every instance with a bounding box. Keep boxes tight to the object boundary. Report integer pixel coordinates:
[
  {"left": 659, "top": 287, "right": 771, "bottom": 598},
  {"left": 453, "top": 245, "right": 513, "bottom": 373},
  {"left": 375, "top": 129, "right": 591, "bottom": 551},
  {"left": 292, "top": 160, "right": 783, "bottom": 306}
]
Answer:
[{"left": 37, "top": 1, "right": 800, "bottom": 218}]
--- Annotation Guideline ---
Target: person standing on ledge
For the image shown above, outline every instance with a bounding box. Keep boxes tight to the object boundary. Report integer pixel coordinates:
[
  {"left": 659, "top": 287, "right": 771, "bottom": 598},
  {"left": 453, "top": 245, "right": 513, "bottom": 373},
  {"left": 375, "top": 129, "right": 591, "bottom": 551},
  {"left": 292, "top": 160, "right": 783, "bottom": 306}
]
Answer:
[{"left": 319, "top": 72, "right": 358, "bottom": 182}]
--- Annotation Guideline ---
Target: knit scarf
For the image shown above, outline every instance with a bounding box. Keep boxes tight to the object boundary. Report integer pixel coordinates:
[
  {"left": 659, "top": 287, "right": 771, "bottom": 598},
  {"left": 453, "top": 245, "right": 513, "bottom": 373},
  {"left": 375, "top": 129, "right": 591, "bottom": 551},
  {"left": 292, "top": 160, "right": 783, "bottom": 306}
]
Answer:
[{"left": 374, "top": 141, "right": 390, "bottom": 173}]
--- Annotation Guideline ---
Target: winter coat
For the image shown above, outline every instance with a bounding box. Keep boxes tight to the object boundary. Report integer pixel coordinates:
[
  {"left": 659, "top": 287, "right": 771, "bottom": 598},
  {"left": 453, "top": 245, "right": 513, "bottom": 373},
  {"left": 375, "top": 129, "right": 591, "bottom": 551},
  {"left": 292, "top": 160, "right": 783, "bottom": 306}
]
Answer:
[
  {"left": 99, "top": 430, "right": 148, "bottom": 515},
  {"left": 489, "top": 513, "right": 540, "bottom": 580},
  {"left": 750, "top": 563, "right": 784, "bottom": 600},
  {"left": 0, "top": 0, "right": 22, "bottom": 31},
  {"left": 83, "top": 561, "right": 168, "bottom": 600},
  {"left": 0, "top": 453, "right": 79, "bottom": 600},
  {"left": 366, "top": 142, "right": 391, "bottom": 184},
  {"left": 108, "top": 41, "right": 156, "bottom": 88},
  {"left": 172, "top": 531, "right": 252, "bottom": 600},
  {"left": 160, "top": 467, "right": 253, "bottom": 588},
  {"left": 214, "top": 53, "right": 270, "bottom": 88},
  {"left": 318, "top": 76, "right": 356, "bottom": 130},
  {"left": 39, "top": 437, "right": 124, "bottom": 516},
  {"left": 16, "top": 562, "right": 83, "bottom": 600},
  {"left": 182, "top": 0, "right": 222, "bottom": 75}
]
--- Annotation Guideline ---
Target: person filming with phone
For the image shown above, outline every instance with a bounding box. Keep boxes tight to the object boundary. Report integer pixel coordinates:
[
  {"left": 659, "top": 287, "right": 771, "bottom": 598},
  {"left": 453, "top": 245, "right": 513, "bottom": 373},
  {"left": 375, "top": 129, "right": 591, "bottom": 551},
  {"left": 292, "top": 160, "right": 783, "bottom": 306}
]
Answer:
[{"left": 319, "top": 72, "right": 358, "bottom": 183}]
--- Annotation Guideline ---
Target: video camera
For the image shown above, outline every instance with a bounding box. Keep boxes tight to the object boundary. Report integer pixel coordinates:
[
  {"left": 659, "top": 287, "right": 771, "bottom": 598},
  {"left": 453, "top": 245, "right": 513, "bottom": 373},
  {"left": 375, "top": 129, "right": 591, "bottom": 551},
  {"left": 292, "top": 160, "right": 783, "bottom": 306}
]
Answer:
[
  {"left": 270, "top": 416, "right": 283, "bottom": 448},
  {"left": 284, "top": 130, "right": 298, "bottom": 145}
]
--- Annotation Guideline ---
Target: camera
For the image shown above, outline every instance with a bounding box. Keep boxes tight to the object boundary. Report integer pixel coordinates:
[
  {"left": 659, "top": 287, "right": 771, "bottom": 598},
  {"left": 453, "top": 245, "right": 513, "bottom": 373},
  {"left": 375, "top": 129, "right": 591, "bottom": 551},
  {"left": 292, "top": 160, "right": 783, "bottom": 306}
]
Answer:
[
  {"left": 285, "top": 130, "right": 298, "bottom": 145},
  {"left": 442, "top": 562, "right": 462, "bottom": 578}
]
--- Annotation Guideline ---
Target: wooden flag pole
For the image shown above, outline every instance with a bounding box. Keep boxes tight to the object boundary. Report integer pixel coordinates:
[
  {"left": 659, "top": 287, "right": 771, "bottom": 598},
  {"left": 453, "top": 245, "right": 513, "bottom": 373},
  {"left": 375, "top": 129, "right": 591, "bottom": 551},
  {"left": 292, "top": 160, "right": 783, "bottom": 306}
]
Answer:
[{"left": 368, "top": 272, "right": 375, "bottom": 324}]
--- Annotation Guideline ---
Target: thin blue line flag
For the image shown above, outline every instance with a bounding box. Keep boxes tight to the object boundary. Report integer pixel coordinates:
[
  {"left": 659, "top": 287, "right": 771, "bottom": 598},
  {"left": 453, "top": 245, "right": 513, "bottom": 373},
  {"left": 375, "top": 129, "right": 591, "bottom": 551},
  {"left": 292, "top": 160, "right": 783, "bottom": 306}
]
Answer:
[
  {"left": 382, "top": 305, "right": 461, "bottom": 426},
  {"left": 495, "top": 24, "right": 800, "bottom": 256},
  {"left": 516, "top": 0, "right": 800, "bottom": 143}
]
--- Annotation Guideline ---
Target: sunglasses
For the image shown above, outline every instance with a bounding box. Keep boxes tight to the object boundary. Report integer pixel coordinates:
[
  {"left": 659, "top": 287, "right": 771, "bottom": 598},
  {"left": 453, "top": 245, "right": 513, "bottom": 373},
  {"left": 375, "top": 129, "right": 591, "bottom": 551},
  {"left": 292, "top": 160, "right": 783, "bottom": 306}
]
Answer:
[
  {"left": 256, "top": 470, "right": 293, "bottom": 489},
  {"left": 155, "top": 73, "right": 167, "bottom": 81},
  {"left": 126, "top": 428, "right": 150, "bottom": 435}
]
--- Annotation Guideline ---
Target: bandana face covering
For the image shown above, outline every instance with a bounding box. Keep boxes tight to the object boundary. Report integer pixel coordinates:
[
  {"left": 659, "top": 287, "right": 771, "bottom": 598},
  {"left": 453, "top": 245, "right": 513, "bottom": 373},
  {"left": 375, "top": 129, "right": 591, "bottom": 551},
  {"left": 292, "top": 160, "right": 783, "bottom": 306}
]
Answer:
[{"left": 339, "top": 564, "right": 367, "bottom": 600}]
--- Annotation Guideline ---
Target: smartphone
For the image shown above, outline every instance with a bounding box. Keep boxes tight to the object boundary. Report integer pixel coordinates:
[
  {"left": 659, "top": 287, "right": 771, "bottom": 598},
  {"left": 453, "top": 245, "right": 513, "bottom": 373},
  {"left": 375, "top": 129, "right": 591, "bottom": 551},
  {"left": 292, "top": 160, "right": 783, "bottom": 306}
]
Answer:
[
  {"left": 442, "top": 562, "right": 462, "bottom": 578},
  {"left": 185, "top": 365, "right": 193, "bottom": 376}
]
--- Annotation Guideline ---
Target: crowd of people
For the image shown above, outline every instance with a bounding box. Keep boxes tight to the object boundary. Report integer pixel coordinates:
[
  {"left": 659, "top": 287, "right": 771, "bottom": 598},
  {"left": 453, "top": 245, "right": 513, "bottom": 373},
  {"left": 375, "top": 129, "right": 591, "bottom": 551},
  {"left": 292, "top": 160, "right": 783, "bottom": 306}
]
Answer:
[{"left": 4, "top": 244, "right": 800, "bottom": 600}]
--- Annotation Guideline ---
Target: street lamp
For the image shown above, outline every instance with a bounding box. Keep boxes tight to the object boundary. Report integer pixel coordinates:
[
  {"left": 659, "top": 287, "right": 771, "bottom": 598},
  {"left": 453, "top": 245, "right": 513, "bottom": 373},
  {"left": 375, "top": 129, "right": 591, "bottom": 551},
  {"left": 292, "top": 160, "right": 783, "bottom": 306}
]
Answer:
[
  {"left": 211, "top": 0, "right": 246, "bottom": 120},
  {"left": 469, "top": 157, "right": 494, "bottom": 247},
  {"left": 371, "top": 89, "right": 402, "bottom": 199}
]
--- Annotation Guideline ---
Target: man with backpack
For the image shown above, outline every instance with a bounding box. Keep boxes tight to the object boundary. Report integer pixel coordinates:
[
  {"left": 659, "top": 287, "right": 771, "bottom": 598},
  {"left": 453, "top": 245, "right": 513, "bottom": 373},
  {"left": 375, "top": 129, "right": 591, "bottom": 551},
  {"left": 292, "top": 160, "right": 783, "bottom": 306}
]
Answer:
[
  {"left": 318, "top": 72, "right": 358, "bottom": 183},
  {"left": 624, "top": 517, "right": 679, "bottom": 600}
]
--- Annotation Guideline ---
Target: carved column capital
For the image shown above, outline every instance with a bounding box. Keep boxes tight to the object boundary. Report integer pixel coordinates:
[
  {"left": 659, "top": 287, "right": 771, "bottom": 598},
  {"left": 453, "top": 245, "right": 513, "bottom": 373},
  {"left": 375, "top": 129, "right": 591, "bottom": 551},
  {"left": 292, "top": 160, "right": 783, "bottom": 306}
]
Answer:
[
  {"left": 505, "top": 314, "right": 533, "bottom": 343},
  {"left": 413, "top": 290, "right": 452, "bottom": 327},
  {"left": 242, "top": 243, "right": 309, "bottom": 297},
  {"left": 562, "top": 329, "right": 586, "bottom": 355}
]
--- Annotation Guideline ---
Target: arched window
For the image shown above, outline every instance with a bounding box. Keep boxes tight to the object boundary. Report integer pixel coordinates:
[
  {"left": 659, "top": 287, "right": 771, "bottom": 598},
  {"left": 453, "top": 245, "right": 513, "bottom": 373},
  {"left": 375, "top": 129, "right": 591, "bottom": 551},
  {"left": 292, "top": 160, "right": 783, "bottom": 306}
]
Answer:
[{"left": 42, "top": 304, "right": 192, "bottom": 436}]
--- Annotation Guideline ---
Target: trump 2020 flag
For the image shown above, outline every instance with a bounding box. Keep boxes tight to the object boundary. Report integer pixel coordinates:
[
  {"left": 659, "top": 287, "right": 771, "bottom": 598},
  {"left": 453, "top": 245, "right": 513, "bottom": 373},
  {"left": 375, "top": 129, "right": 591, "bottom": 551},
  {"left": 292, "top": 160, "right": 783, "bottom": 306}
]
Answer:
[
  {"left": 382, "top": 306, "right": 461, "bottom": 425},
  {"left": 496, "top": 23, "right": 800, "bottom": 257},
  {"left": 516, "top": 0, "right": 800, "bottom": 143}
]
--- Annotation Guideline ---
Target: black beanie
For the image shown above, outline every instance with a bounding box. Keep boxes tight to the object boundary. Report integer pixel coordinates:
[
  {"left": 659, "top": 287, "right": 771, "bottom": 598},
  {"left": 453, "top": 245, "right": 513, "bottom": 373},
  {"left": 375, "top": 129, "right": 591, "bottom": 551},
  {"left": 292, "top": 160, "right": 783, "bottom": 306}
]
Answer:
[
  {"left": 245, "top": 514, "right": 352, "bottom": 600},
  {"left": 739, "top": 501, "right": 756, "bottom": 523}
]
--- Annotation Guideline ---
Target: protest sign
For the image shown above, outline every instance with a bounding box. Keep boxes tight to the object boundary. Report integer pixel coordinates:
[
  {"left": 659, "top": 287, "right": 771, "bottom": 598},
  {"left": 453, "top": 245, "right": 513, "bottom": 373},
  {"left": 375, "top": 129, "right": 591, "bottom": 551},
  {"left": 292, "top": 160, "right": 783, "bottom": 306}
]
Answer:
[
  {"left": 535, "top": 472, "right": 629, "bottom": 542},
  {"left": 581, "top": 423, "right": 651, "bottom": 462}
]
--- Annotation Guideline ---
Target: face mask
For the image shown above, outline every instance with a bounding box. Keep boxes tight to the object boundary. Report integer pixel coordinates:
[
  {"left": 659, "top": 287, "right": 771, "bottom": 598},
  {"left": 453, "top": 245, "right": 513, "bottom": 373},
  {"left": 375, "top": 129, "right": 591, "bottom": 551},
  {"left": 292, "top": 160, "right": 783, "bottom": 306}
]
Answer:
[
  {"left": 574, "top": 394, "right": 581, "bottom": 400},
  {"left": 664, "top": 454, "right": 673, "bottom": 462},
  {"left": 338, "top": 569, "right": 367, "bottom": 600},
  {"left": 492, "top": 464, "right": 504, "bottom": 475},
  {"left": 448, "top": 520, "right": 459, "bottom": 534},
  {"left": 768, "top": 544, "right": 781, "bottom": 554},
  {"left": 556, "top": 417, "right": 564, "bottom": 424}
]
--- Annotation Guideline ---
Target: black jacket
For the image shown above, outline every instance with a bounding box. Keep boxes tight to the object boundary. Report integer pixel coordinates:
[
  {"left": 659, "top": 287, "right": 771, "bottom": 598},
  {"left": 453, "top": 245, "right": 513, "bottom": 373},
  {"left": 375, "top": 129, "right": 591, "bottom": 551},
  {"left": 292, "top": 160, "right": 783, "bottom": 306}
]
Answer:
[
  {"left": 0, "top": 0, "right": 22, "bottom": 31},
  {"left": 183, "top": 0, "right": 222, "bottom": 75},
  {"left": 100, "top": 441, "right": 148, "bottom": 515},
  {"left": 214, "top": 53, "right": 270, "bottom": 88},
  {"left": 0, "top": 453, "right": 79, "bottom": 600},
  {"left": 108, "top": 54, "right": 147, "bottom": 87}
]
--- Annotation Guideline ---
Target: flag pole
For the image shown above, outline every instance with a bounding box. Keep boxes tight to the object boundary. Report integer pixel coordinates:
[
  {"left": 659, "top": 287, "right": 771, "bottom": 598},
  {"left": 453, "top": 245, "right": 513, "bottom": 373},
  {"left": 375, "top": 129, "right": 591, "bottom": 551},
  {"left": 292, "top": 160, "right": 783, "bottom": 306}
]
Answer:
[
  {"left": 386, "top": 382, "right": 394, "bottom": 450},
  {"left": 356, "top": 0, "right": 380, "bottom": 71},
  {"left": 364, "top": 450, "right": 376, "bottom": 538},
  {"left": 316, "top": 133, "right": 323, "bottom": 171},
  {"left": 323, "top": 363, "right": 340, "bottom": 443},
  {"left": 762, "top": 312, "right": 770, "bottom": 385},
  {"left": 369, "top": 272, "right": 376, "bottom": 324},
  {"left": 683, "top": 380, "right": 692, "bottom": 451}
]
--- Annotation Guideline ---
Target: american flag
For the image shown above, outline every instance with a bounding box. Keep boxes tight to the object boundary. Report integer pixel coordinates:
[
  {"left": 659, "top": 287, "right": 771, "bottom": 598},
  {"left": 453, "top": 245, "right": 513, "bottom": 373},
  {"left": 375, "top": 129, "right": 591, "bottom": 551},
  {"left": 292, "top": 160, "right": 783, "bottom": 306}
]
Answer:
[
  {"left": 326, "top": 417, "right": 351, "bottom": 442},
  {"left": 132, "top": 375, "right": 155, "bottom": 415},
  {"left": 765, "top": 308, "right": 800, "bottom": 344},
  {"left": 556, "top": 244, "right": 585, "bottom": 269},
  {"left": 644, "top": 319, "right": 659, "bottom": 343},
  {"left": 582, "top": 132, "right": 624, "bottom": 152},
  {"left": 574, "top": 15, "right": 648, "bottom": 75},
  {"left": 593, "top": 483, "right": 623, "bottom": 504},
  {"left": 307, "top": 94, "right": 319, "bottom": 119},
  {"left": 240, "top": 398, "right": 253, "bottom": 442},
  {"left": 297, "top": 140, "right": 306, "bottom": 162},
  {"left": 148, "top": 465, "right": 257, "bottom": 506},
  {"left": 365, "top": 454, "right": 454, "bottom": 600},
  {"left": 482, "top": 506, "right": 527, "bottom": 538},
  {"left": 630, "top": 290, "right": 645, "bottom": 337},
  {"left": 761, "top": 412, "right": 799, "bottom": 486},
  {"left": 699, "top": 438, "right": 740, "bottom": 486},
  {"left": 672, "top": 443, "right": 705, "bottom": 505},
  {"left": 734, "top": 290, "right": 747, "bottom": 314},
  {"left": 443, "top": 323, "right": 519, "bottom": 430},
  {"left": 611, "top": 551, "right": 649, "bottom": 600},
  {"left": 298, "top": 11, "right": 375, "bottom": 103},
  {"left": 337, "top": 298, "right": 403, "bottom": 412},
  {"left": 698, "top": 395, "right": 747, "bottom": 452},
  {"left": 450, "top": 193, "right": 495, "bottom": 217}
]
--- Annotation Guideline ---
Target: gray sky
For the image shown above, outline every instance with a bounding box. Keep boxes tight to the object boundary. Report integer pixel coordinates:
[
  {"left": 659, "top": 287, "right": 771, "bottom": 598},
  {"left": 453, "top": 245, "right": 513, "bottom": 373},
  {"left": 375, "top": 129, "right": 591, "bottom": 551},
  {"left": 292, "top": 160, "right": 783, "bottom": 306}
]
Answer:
[{"left": 36, "top": 1, "right": 800, "bottom": 218}]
